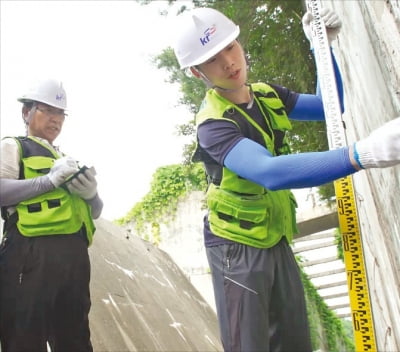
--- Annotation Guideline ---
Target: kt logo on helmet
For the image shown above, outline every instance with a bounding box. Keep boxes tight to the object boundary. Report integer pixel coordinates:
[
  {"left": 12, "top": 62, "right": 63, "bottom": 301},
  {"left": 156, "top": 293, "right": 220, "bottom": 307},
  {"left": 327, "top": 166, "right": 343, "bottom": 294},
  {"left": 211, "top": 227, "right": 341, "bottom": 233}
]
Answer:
[{"left": 200, "top": 25, "right": 217, "bottom": 46}]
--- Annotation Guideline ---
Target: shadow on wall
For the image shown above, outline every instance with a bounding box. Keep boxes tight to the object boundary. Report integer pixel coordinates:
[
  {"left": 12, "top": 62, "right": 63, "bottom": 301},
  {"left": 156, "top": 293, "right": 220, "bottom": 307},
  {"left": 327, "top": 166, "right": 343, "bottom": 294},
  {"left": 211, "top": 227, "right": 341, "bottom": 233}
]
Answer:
[{"left": 89, "top": 218, "right": 222, "bottom": 352}]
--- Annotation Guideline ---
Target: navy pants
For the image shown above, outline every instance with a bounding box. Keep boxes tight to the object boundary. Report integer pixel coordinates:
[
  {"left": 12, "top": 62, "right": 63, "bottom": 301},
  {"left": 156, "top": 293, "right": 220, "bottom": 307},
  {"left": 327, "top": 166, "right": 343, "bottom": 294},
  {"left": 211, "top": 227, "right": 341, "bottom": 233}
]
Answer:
[
  {"left": 206, "top": 238, "right": 312, "bottom": 352},
  {"left": 0, "top": 227, "right": 93, "bottom": 352}
]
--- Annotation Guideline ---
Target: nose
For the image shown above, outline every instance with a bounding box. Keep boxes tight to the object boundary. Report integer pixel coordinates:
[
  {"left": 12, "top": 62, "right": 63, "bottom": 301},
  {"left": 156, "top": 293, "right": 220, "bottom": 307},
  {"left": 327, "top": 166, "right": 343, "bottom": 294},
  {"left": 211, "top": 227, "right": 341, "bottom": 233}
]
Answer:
[{"left": 219, "top": 52, "right": 234, "bottom": 70}]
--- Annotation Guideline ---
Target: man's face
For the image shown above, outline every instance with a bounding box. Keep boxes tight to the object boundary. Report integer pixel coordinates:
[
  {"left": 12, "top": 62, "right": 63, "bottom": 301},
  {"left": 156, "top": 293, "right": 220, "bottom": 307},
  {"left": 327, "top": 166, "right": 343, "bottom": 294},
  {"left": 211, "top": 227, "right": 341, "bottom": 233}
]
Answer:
[
  {"left": 197, "top": 40, "right": 248, "bottom": 90},
  {"left": 25, "top": 103, "right": 66, "bottom": 143}
]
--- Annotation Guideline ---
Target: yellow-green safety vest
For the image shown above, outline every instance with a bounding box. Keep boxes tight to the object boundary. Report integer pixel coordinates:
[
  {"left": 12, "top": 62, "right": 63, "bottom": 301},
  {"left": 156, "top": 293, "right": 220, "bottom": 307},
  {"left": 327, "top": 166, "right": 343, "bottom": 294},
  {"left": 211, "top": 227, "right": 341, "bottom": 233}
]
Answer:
[
  {"left": 6, "top": 136, "right": 96, "bottom": 245},
  {"left": 195, "top": 83, "right": 298, "bottom": 248}
]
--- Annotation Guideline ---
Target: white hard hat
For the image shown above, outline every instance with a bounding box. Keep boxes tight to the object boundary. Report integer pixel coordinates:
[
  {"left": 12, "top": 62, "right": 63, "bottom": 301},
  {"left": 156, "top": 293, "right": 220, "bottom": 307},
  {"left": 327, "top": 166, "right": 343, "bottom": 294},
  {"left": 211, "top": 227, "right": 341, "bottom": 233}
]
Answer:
[
  {"left": 17, "top": 78, "right": 67, "bottom": 110},
  {"left": 173, "top": 7, "right": 240, "bottom": 69}
]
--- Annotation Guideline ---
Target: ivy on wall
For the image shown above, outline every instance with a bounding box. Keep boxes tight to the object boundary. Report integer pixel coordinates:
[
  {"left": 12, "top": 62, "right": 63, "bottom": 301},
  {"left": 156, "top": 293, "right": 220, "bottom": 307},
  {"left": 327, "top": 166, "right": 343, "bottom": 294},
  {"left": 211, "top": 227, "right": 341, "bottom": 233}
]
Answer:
[{"left": 116, "top": 163, "right": 207, "bottom": 239}]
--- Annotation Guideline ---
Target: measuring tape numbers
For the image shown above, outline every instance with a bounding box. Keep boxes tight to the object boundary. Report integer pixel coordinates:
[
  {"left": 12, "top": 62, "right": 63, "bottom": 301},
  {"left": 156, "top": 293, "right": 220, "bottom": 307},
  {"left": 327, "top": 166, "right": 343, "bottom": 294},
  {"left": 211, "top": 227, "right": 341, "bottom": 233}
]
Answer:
[{"left": 305, "top": 1, "right": 377, "bottom": 350}]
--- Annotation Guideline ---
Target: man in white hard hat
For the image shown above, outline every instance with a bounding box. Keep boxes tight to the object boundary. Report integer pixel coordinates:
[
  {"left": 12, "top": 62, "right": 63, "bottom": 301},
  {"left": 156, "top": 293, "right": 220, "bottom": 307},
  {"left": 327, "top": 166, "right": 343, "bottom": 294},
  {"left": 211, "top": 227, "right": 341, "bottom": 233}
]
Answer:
[
  {"left": 0, "top": 78, "right": 103, "bottom": 351},
  {"left": 172, "top": 7, "right": 400, "bottom": 352}
]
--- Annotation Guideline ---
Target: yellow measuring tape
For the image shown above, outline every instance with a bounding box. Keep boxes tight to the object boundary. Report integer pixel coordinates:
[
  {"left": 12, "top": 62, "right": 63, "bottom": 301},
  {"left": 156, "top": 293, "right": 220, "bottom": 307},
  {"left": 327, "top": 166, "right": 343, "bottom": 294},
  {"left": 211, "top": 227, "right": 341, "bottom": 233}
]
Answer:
[{"left": 305, "top": 1, "right": 376, "bottom": 350}]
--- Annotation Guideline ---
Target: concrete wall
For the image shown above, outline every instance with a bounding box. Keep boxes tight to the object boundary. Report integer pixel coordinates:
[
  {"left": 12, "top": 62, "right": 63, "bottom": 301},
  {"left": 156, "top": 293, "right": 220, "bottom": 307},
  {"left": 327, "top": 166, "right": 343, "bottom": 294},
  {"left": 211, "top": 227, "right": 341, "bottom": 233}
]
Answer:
[{"left": 318, "top": 1, "right": 400, "bottom": 350}]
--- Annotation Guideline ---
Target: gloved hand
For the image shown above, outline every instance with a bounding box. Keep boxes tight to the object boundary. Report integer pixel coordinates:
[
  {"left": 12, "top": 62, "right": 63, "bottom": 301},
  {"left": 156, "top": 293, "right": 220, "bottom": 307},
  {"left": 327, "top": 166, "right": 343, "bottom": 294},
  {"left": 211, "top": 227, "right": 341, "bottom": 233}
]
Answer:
[
  {"left": 47, "top": 156, "right": 79, "bottom": 187},
  {"left": 354, "top": 117, "right": 400, "bottom": 169},
  {"left": 67, "top": 166, "right": 98, "bottom": 200},
  {"left": 302, "top": 7, "right": 342, "bottom": 47}
]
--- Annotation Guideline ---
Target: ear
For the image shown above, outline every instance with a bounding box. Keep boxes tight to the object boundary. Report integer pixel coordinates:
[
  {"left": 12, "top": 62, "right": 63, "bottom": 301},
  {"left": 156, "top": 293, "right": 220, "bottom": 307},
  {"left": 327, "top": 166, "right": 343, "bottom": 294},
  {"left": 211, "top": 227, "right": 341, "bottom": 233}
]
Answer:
[
  {"left": 22, "top": 106, "right": 31, "bottom": 125},
  {"left": 190, "top": 67, "right": 201, "bottom": 78}
]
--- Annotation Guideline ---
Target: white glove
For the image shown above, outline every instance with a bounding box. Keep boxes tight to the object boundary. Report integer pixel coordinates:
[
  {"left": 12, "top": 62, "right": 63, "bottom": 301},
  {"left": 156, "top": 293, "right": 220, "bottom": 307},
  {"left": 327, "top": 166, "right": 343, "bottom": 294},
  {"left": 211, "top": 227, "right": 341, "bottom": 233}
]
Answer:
[
  {"left": 354, "top": 117, "right": 400, "bottom": 169},
  {"left": 67, "top": 166, "right": 98, "bottom": 200},
  {"left": 47, "top": 156, "right": 79, "bottom": 187},
  {"left": 302, "top": 8, "right": 342, "bottom": 47}
]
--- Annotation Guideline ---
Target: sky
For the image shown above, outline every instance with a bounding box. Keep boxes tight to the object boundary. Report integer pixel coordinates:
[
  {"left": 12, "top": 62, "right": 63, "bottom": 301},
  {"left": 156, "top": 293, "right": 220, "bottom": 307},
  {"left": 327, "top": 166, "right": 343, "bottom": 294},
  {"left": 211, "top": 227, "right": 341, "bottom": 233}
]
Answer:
[{"left": 0, "top": 0, "right": 194, "bottom": 220}]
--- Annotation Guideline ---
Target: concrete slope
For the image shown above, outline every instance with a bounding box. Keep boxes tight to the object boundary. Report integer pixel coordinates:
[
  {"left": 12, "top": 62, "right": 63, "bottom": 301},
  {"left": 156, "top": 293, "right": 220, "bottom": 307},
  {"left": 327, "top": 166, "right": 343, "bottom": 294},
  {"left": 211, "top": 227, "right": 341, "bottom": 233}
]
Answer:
[{"left": 88, "top": 218, "right": 222, "bottom": 352}]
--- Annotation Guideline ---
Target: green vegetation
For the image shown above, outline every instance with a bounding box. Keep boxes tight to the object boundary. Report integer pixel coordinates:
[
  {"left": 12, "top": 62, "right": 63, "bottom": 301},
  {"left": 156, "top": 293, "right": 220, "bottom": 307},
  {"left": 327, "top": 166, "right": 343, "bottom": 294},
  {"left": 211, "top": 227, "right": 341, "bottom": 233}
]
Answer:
[
  {"left": 335, "top": 227, "right": 345, "bottom": 261},
  {"left": 116, "top": 163, "right": 207, "bottom": 242}
]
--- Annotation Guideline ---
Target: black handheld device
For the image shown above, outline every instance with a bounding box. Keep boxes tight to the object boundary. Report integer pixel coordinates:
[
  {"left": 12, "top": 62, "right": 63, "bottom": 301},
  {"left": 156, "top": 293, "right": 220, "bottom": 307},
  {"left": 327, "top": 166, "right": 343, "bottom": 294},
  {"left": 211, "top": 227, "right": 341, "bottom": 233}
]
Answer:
[{"left": 62, "top": 165, "right": 89, "bottom": 185}]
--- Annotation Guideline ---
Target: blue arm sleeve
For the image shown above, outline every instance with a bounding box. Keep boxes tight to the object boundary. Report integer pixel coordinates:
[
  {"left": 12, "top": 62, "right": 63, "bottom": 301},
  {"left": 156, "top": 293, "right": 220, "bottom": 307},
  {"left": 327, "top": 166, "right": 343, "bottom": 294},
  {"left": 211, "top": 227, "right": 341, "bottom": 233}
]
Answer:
[
  {"left": 289, "top": 48, "right": 344, "bottom": 121},
  {"left": 224, "top": 138, "right": 357, "bottom": 190},
  {"left": 289, "top": 93, "right": 325, "bottom": 121}
]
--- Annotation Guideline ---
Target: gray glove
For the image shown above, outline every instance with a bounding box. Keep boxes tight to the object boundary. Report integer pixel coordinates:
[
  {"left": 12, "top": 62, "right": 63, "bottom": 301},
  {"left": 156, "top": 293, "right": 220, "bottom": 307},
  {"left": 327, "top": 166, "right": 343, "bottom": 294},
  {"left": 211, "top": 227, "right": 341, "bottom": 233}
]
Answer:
[
  {"left": 47, "top": 156, "right": 79, "bottom": 187},
  {"left": 67, "top": 166, "right": 98, "bottom": 200},
  {"left": 302, "top": 7, "right": 342, "bottom": 47},
  {"left": 354, "top": 117, "right": 400, "bottom": 169}
]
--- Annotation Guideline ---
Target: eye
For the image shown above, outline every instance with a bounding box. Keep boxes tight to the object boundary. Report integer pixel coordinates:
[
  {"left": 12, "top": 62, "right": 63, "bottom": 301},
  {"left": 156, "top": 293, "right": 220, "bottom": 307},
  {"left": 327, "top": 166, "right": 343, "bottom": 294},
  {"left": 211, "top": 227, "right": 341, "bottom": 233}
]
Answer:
[{"left": 205, "top": 56, "right": 217, "bottom": 65}]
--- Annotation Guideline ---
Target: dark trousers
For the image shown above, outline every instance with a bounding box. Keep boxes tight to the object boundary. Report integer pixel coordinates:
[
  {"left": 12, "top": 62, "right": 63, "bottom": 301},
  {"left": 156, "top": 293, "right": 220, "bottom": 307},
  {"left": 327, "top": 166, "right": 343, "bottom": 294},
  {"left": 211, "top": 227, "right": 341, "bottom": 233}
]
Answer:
[
  {"left": 206, "top": 238, "right": 312, "bottom": 352},
  {"left": 0, "top": 227, "right": 93, "bottom": 352}
]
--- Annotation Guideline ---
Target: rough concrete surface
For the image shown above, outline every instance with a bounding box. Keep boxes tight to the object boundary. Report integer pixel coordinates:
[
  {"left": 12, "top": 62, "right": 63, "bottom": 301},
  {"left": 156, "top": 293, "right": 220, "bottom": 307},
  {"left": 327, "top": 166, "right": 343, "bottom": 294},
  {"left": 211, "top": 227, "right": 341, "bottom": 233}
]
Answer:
[{"left": 88, "top": 219, "right": 222, "bottom": 352}]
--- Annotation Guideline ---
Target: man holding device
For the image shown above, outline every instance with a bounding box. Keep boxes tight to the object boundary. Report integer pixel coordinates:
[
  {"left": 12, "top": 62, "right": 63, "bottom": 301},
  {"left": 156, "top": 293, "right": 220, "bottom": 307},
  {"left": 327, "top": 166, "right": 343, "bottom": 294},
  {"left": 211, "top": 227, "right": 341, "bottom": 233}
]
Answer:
[{"left": 0, "top": 78, "right": 102, "bottom": 351}]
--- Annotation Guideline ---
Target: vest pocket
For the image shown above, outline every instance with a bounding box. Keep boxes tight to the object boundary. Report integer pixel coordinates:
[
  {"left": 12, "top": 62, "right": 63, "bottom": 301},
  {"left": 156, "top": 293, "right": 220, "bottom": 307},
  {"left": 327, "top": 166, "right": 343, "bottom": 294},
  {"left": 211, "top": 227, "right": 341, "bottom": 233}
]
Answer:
[
  {"left": 207, "top": 185, "right": 269, "bottom": 223},
  {"left": 206, "top": 185, "right": 298, "bottom": 248},
  {"left": 22, "top": 156, "right": 54, "bottom": 178},
  {"left": 16, "top": 188, "right": 77, "bottom": 236},
  {"left": 207, "top": 185, "right": 271, "bottom": 242}
]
